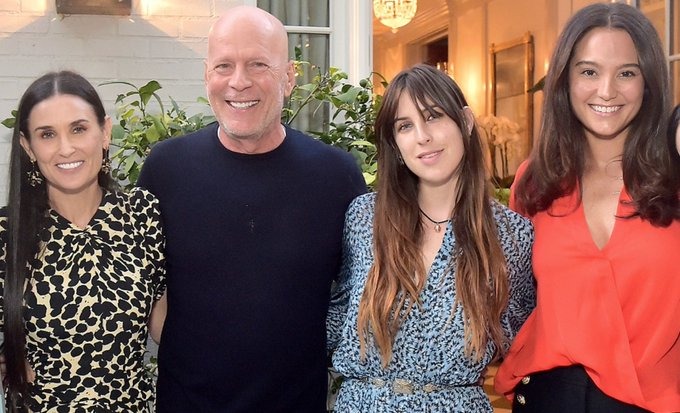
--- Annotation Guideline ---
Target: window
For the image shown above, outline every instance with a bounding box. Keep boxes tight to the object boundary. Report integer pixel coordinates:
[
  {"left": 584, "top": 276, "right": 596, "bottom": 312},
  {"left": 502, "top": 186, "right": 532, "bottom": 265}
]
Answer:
[
  {"left": 258, "top": 1, "right": 330, "bottom": 132},
  {"left": 254, "top": 0, "right": 372, "bottom": 133},
  {"left": 638, "top": 0, "right": 680, "bottom": 103},
  {"left": 259, "top": 0, "right": 331, "bottom": 72}
]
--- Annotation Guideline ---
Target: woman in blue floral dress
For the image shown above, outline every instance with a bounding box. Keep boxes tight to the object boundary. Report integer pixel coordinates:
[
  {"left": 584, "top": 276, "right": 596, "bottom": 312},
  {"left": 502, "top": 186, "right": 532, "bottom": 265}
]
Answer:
[{"left": 327, "top": 64, "right": 536, "bottom": 412}]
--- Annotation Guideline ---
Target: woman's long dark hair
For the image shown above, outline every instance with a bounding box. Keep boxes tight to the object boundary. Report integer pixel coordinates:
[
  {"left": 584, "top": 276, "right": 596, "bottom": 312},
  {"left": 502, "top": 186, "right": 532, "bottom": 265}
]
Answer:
[
  {"left": 358, "top": 64, "right": 509, "bottom": 365},
  {"left": 4, "top": 71, "right": 115, "bottom": 409},
  {"left": 514, "top": 3, "right": 679, "bottom": 225},
  {"left": 667, "top": 104, "right": 680, "bottom": 174}
]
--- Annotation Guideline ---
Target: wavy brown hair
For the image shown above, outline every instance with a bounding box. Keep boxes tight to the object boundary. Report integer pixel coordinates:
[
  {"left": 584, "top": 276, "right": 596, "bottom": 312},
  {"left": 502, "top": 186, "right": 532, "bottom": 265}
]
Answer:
[
  {"left": 514, "top": 3, "right": 679, "bottom": 225},
  {"left": 357, "top": 64, "right": 509, "bottom": 366}
]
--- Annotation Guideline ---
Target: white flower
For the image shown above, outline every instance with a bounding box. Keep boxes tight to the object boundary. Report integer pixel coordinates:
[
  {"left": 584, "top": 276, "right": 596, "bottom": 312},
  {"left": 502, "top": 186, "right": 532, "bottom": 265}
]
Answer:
[
  {"left": 474, "top": 113, "right": 522, "bottom": 178},
  {"left": 476, "top": 114, "right": 497, "bottom": 130}
]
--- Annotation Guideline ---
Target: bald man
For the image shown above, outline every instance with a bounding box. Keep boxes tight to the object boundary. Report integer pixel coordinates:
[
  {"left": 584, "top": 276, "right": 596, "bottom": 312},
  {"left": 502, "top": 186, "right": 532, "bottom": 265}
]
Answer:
[{"left": 138, "top": 6, "right": 366, "bottom": 412}]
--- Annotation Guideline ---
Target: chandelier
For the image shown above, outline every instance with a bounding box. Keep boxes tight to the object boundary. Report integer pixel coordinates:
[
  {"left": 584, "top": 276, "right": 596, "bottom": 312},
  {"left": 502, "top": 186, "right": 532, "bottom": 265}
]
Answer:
[{"left": 373, "top": 0, "right": 418, "bottom": 33}]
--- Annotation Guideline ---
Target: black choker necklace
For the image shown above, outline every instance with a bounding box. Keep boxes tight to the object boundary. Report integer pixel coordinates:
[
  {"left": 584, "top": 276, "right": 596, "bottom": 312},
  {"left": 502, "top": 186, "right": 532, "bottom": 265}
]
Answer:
[{"left": 419, "top": 208, "right": 450, "bottom": 233}]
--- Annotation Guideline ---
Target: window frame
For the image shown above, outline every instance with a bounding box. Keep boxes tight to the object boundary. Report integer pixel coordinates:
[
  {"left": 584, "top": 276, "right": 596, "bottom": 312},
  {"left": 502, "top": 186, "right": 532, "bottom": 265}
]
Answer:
[{"left": 247, "top": 0, "right": 372, "bottom": 84}]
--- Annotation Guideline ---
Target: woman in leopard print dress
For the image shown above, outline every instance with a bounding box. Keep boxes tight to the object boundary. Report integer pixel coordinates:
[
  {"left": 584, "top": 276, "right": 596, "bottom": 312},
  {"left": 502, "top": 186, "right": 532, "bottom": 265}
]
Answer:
[{"left": 0, "top": 71, "right": 167, "bottom": 412}]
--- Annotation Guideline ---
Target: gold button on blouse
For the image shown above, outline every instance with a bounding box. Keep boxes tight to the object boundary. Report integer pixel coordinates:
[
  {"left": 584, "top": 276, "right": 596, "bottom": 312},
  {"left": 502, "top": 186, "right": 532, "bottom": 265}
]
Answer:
[
  {"left": 521, "top": 376, "right": 531, "bottom": 385},
  {"left": 516, "top": 394, "right": 526, "bottom": 405}
]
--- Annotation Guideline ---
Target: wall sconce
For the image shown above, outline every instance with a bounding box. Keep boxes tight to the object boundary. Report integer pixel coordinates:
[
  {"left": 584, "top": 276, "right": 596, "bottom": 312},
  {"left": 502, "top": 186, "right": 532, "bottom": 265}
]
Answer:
[
  {"left": 373, "top": 0, "right": 417, "bottom": 33},
  {"left": 56, "top": 0, "right": 132, "bottom": 16}
]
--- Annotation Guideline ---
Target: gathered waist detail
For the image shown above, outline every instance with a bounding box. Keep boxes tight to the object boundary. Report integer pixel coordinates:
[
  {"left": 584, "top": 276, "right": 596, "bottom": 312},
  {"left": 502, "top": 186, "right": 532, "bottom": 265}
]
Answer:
[{"left": 350, "top": 376, "right": 482, "bottom": 395}]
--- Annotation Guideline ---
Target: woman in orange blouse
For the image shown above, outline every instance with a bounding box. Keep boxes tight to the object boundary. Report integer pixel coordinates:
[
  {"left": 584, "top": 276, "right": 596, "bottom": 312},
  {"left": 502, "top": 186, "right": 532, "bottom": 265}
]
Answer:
[{"left": 495, "top": 3, "right": 680, "bottom": 413}]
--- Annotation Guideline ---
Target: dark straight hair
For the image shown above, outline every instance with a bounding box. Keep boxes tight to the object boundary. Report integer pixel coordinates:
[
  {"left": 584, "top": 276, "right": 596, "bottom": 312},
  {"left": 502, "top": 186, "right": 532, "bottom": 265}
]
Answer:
[{"left": 4, "top": 70, "right": 116, "bottom": 409}]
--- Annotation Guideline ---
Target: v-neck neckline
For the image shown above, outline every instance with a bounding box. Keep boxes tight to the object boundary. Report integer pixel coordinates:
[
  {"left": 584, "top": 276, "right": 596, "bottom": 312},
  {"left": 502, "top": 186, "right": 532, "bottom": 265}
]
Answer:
[{"left": 48, "top": 190, "right": 109, "bottom": 231}]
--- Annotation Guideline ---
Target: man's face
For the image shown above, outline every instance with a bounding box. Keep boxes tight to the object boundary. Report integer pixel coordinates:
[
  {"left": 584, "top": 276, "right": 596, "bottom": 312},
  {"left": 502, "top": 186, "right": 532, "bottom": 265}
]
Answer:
[{"left": 205, "top": 17, "right": 294, "bottom": 144}]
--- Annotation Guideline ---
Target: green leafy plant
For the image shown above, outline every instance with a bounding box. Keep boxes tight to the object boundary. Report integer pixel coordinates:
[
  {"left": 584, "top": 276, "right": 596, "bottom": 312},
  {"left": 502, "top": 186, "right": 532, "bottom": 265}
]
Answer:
[
  {"left": 1, "top": 67, "right": 382, "bottom": 191},
  {"left": 0, "top": 83, "right": 215, "bottom": 190},
  {"left": 100, "top": 80, "right": 215, "bottom": 187},
  {"left": 493, "top": 187, "right": 511, "bottom": 206},
  {"left": 1, "top": 110, "right": 16, "bottom": 129},
  {"left": 284, "top": 61, "right": 386, "bottom": 188}
]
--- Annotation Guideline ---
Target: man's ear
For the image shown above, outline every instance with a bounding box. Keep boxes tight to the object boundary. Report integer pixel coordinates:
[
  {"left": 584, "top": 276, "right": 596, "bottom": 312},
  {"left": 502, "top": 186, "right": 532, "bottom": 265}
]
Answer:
[{"left": 283, "top": 60, "right": 295, "bottom": 97}]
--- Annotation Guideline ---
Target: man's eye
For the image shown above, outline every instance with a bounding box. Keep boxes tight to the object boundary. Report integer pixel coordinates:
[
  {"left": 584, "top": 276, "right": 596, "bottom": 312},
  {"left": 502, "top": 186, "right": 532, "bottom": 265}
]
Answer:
[
  {"left": 249, "top": 62, "right": 270, "bottom": 74},
  {"left": 213, "top": 64, "right": 233, "bottom": 75}
]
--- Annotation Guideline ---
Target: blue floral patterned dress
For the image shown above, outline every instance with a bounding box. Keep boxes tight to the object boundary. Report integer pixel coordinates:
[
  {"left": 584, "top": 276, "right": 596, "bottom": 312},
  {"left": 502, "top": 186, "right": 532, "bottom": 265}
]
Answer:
[{"left": 327, "top": 192, "right": 535, "bottom": 412}]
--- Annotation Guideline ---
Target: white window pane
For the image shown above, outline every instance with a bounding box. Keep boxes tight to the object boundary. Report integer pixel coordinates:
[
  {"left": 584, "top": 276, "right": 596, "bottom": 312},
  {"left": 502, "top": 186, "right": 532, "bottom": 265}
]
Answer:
[
  {"left": 287, "top": 33, "right": 330, "bottom": 134},
  {"left": 289, "top": 33, "right": 330, "bottom": 70},
  {"left": 258, "top": 0, "right": 329, "bottom": 27}
]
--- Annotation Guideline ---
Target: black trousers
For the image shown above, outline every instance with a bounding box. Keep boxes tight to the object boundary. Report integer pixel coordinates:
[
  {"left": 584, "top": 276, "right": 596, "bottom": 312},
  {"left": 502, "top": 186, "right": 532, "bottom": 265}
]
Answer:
[{"left": 511, "top": 365, "right": 650, "bottom": 413}]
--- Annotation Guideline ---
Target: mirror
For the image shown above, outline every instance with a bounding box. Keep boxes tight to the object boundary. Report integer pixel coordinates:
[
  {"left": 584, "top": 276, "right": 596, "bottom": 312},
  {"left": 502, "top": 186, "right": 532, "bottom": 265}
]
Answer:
[{"left": 489, "top": 32, "right": 534, "bottom": 184}]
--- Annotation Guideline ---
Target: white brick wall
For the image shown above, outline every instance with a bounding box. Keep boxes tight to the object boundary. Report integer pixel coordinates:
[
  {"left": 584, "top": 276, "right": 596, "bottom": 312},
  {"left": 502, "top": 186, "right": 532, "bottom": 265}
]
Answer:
[{"left": 0, "top": 0, "right": 244, "bottom": 205}]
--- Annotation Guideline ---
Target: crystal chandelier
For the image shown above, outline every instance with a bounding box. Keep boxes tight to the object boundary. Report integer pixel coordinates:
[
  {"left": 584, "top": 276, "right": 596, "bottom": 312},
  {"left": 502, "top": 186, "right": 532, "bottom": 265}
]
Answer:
[{"left": 373, "top": 0, "right": 418, "bottom": 33}]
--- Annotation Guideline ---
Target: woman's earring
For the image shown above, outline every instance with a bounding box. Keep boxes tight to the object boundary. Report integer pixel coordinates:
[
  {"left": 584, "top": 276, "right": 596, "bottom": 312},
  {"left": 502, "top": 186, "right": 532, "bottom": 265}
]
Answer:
[
  {"left": 27, "top": 159, "right": 43, "bottom": 187},
  {"left": 101, "top": 148, "right": 111, "bottom": 174}
]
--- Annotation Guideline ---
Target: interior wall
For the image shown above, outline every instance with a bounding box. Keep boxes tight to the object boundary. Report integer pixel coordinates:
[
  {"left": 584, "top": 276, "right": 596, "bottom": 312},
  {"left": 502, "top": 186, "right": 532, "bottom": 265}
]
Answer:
[
  {"left": 372, "top": 0, "right": 450, "bottom": 93},
  {"left": 372, "top": 0, "right": 603, "bottom": 147}
]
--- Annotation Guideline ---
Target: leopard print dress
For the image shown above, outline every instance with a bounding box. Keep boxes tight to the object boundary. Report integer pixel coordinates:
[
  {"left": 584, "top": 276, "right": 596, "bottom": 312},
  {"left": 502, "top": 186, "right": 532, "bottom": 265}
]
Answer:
[{"left": 0, "top": 188, "right": 166, "bottom": 412}]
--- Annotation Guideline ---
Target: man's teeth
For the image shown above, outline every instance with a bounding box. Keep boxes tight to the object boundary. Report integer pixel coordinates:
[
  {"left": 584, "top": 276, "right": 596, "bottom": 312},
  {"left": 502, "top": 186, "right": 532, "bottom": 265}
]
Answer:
[
  {"left": 592, "top": 105, "right": 620, "bottom": 113},
  {"left": 57, "top": 161, "right": 83, "bottom": 170},
  {"left": 230, "top": 101, "right": 257, "bottom": 109}
]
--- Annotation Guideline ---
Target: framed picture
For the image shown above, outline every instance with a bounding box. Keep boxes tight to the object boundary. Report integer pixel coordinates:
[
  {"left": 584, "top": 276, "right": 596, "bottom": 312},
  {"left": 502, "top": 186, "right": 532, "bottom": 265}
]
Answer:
[{"left": 489, "top": 32, "right": 534, "bottom": 182}]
